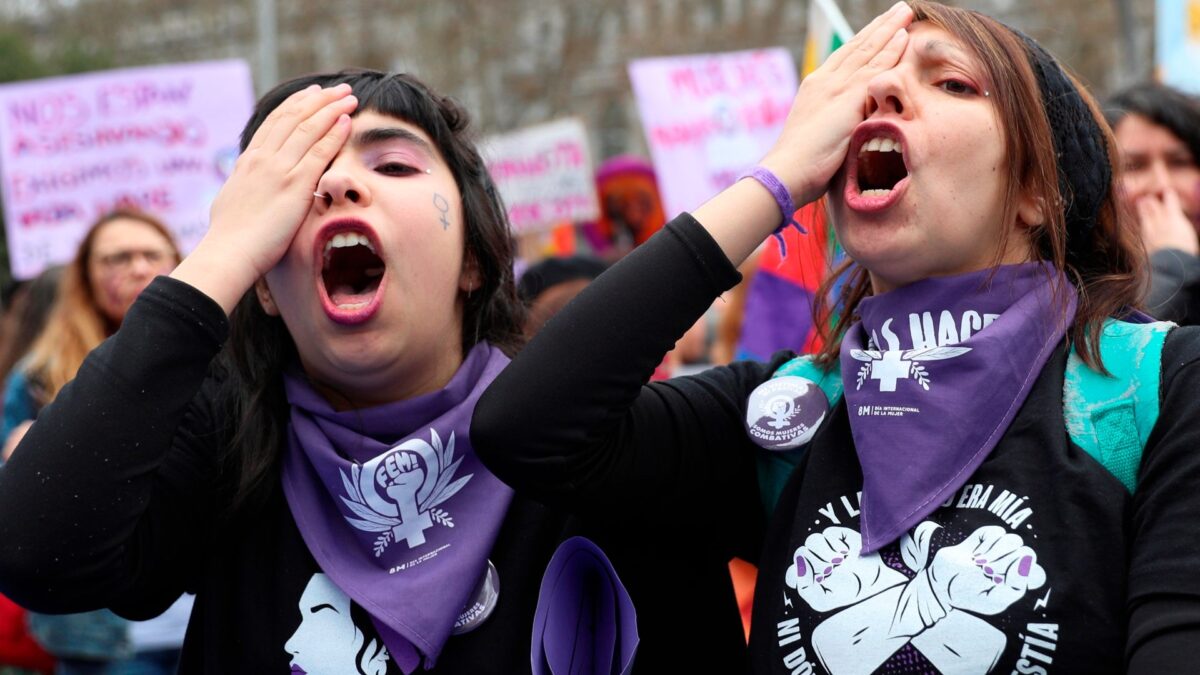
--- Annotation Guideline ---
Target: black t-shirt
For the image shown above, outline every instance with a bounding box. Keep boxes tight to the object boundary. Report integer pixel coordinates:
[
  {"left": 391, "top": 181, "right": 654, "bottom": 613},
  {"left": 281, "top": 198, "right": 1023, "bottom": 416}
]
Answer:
[
  {"left": 473, "top": 213, "right": 1200, "bottom": 674},
  {"left": 0, "top": 276, "right": 748, "bottom": 673},
  {"left": 750, "top": 345, "right": 1133, "bottom": 675}
]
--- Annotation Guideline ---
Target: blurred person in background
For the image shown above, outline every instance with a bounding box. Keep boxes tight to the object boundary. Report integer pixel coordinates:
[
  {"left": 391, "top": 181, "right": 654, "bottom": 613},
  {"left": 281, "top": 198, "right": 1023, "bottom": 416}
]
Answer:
[
  {"left": 1107, "top": 82, "right": 1200, "bottom": 325},
  {"left": 517, "top": 255, "right": 607, "bottom": 338},
  {"left": 0, "top": 267, "right": 61, "bottom": 675},
  {"left": 0, "top": 267, "right": 64, "bottom": 411},
  {"left": 1, "top": 210, "right": 185, "bottom": 675}
]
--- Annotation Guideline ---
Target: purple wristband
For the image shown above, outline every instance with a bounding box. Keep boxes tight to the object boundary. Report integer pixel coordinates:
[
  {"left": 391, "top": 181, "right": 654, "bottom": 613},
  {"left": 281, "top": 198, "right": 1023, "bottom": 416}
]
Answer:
[{"left": 739, "top": 166, "right": 806, "bottom": 256}]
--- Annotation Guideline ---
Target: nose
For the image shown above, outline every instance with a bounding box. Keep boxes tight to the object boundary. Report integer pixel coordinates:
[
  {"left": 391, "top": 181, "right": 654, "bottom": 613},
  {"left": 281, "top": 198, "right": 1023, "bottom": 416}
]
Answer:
[
  {"left": 128, "top": 253, "right": 155, "bottom": 278},
  {"left": 864, "top": 66, "right": 910, "bottom": 119},
  {"left": 314, "top": 161, "right": 372, "bottom": 210},
  {"left": 1147, "top": 160, "right": 1173, "bottom": 198}
]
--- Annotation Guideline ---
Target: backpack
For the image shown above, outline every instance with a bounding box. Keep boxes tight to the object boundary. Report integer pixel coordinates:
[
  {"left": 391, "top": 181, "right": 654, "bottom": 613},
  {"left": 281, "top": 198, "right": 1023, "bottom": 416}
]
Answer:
[{"left": 757, "top": 318, "right": 1175, "bottom": 513}]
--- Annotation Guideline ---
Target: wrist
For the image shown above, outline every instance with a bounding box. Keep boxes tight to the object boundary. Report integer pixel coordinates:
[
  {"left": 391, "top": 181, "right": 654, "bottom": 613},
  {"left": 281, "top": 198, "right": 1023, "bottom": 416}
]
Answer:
[
  {"left": 169, "top": 239, "right": 260, "bottom": 315},
  {"left": 890, "top": 569, "right": 948, "bottom": 638},
  {"left": 757, "top": 154, "right": 818, "bottom": 207}
]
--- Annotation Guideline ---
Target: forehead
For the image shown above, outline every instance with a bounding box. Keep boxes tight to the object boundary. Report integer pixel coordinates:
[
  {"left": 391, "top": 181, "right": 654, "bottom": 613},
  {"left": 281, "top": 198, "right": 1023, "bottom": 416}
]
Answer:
[
  {"left": 91, "top": 218, "right": 172, "bottom": 253},
  {"left": 905, "top": 22, "right": 980, "bottom": 68},
  {"left": 1115, "top": 114, "right": 1191, "bottom": 153},
  {"left": 346, "top": 111, "right": 442, "bottom": 159}
]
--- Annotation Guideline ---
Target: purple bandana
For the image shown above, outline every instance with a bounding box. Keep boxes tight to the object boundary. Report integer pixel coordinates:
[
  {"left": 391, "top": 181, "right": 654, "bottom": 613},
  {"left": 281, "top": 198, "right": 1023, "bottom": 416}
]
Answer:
[
  {"left": 532, "top": 537, "right": 639, "bottom": 675},
  {"left": 839, "top": 262, "right": 1075, "bottom": 552},
  {"left": 282, "top": 342, "right": 514, "bottom": 672}
]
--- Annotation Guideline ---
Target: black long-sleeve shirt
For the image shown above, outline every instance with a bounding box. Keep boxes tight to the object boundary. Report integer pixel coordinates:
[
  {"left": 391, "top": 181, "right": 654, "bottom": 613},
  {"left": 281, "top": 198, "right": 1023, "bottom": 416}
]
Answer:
[
  {"left": 0, "top": 276, "right": 749, "bottom": 673},
  {"left": 473, "top": 213, "right": 1200, "bottom": 674}
]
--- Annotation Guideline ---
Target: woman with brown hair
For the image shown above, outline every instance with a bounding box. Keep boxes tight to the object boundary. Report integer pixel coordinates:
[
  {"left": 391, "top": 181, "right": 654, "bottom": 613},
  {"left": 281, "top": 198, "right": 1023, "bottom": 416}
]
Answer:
[
  {"left": 473, "top": 1, "right": 1200, "bottom": 672},
  {"left": 2, "top": 209, "right": 181, "bottom": 445}
]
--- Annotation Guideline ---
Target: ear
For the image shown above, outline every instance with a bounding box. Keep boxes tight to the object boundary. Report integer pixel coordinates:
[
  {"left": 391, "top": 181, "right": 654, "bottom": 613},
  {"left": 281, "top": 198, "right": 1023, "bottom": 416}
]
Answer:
[
  {"left": 459, "top": 254, "right": 482, "bottom": 293},
  {"left": 1016, "top": 190, "right": 1046, "bottom": 229},
  {"left": 255, "top": 278, "right": 280, "bottom": 316}
]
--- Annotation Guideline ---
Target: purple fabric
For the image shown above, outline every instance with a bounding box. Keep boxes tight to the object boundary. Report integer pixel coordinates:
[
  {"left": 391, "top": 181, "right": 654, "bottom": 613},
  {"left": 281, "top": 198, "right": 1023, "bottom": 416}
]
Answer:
[
  {"left": 282, "top": 342, "right": 514, "bottom": 672},
  {"left": 740, "top": 166, "right": 806, "bottom": 255},
  {"left": 532, "top": 537, "right": 639, "bottom": 675},
  {"left": 839, "top": 263, "right": 1075, "bottom": 552},
  {"left": 737, "top": 272, "right": 816, "bottom": 361}
]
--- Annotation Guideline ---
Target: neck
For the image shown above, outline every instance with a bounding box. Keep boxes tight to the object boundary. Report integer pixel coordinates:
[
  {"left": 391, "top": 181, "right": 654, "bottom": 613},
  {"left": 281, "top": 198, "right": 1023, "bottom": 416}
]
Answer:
[{"left": 310, "top": 347, "right": 466, "bottom": 412}]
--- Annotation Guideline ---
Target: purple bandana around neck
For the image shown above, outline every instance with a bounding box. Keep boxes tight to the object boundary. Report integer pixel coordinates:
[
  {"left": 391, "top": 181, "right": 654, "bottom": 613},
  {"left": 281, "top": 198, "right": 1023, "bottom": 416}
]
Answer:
[
  {"left": 282, "top": 342, "right": 514, "bottom": 673},
  {"left": 839, "top": 262, "right": 1076, "bottom": 553}
]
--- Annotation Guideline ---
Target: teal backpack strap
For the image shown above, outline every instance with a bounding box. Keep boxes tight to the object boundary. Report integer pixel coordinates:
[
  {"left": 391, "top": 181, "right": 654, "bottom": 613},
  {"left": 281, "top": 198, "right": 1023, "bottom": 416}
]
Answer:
[
  {"left": 756, "top": 356, "right": 844, "bottom": 515},
  {"left": 1063, "top": 318, "right": 1173, "bottom": 492}
]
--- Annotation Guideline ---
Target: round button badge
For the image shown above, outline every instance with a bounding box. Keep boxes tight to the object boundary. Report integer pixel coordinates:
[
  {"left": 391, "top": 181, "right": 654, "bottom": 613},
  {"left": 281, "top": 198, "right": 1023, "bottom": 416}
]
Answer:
[
  {"left": 744, "top": 375, "right": 829, "bottom": 451},
  {"left": 452, "top": 559, "right": 500, "bottom": 635}
]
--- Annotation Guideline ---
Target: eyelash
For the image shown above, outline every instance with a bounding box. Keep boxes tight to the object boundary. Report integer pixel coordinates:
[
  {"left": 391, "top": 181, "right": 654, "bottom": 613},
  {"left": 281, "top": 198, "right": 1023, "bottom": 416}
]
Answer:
[
  {"left": 937, "top": 78, "right": 979, "bottom": 96},
  {"left": 375, "top": 161, "right": 420, "bottom": 176}
]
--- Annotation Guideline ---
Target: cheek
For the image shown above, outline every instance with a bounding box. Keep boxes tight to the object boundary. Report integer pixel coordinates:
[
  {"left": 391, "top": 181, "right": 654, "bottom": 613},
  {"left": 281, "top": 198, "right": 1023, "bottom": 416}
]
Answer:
[{"left": 1172, "top": 170, "right": 1200, "bottom": 211}]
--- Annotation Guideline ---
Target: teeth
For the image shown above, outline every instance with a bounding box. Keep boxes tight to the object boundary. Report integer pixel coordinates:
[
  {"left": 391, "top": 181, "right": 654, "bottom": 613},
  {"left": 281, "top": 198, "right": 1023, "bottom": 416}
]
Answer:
[
  {"left": 861, "top": 189, "right": 892, "bottom": 197},
  {"left": 858, "top": 136, "right": 904, "bottom": 155},
  {"left": 322, "top": 232, "right": 377, "bottom": 255}
]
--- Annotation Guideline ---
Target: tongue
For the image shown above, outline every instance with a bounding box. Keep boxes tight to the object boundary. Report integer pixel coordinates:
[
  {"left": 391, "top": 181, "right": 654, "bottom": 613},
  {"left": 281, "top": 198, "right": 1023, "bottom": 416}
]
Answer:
[{"left": 329, "top": 284, "right": 375, "bottom": 308}]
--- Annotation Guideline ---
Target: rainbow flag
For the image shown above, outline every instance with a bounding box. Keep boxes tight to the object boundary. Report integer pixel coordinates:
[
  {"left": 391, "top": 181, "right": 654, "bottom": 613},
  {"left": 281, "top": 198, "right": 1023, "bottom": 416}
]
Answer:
[{"left": 734, "top": 0, "right": 852, "bottom": 361}]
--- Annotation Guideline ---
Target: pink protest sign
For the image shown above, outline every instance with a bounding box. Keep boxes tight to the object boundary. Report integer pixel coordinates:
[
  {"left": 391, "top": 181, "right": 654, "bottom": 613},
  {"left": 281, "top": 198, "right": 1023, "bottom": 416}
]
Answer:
[
  {"left": 0, "top": 60, "right": 255, "bottom": 279},
  {"left": 628, "top": 48, "right": 797, "bottom": 219},
  {"left": 483, "top": 117, "right": 599, "bottom": 234}
]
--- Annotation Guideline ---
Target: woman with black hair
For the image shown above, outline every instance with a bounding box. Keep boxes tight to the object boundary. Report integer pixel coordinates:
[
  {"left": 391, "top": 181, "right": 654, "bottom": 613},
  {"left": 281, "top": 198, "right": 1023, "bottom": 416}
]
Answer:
[
  {"left": 1107, "top": 82, "right": 1200, "bottom": 325},
  {"left": 0, "top": 71, "right": 745, "bottom": 673}
]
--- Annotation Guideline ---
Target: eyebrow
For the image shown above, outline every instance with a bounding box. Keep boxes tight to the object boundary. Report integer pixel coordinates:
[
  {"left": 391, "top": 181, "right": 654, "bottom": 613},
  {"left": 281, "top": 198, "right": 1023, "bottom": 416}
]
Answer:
[
  {"left": 916, "top": 39, "right": 969, "bottom": 61},
  {"left": 351, "top": 127, "right": 435, "bottom": 157}
]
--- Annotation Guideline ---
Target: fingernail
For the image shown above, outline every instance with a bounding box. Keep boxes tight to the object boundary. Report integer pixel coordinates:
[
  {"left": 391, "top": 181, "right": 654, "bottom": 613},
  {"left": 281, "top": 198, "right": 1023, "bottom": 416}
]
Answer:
[
  {"left": 992, "top": 575, "right": 1004, "bottom": 585},
  {"left": 334, "top": 83, "right": 352, "bottom": 92},
  {"left": 795, "top": 556, "right": 807, "bottom": 576},
  {"left": 832, "top": 556, "right": 844, "bottom": 565},
  {"left": 305, "top": 84, "right": 321, "bottom": 93},
  {"left": 891, "top": 1, "right": 907, "bottom": 11},
  {"left": 1018, "top": 555, "right": 1033, "bottom": 577},
  {"left": 822, "top": 566, "right": 833, "bottom": 576},
  {"left": 983, "top": 566, "right": 994, "bottom": 575}
]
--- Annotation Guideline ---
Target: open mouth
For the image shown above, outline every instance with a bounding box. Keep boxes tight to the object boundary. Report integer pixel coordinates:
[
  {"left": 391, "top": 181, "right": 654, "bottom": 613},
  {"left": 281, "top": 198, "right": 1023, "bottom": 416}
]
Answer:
[
  {"left": 317, "top": 223, "right": 386, "bottom": 324},
  {"left": 855, "top": 136, "right": 908, "bottom": 197}
]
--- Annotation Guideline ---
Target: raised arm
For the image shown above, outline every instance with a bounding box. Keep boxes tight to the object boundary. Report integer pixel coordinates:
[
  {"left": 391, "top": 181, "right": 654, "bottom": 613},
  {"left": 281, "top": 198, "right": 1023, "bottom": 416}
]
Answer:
[
  {"left": 473, "top": 3, "right": 913, "bottom": 526},
  {"left": 0, "top": 84, "right": 357, "bottom": 617},
  {"left": 0, "top": 279, "right": 227, "bottom": 616}
]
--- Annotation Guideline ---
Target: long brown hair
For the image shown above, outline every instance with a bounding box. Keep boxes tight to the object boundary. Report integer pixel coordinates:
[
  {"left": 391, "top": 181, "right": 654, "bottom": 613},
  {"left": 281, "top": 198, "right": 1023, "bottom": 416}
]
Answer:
[
  {"left": 22, "top": 209, "right": 181, "bottom": 405},
  {"left": 812, "top": 1, "right": 1143, "bottom": 371}
]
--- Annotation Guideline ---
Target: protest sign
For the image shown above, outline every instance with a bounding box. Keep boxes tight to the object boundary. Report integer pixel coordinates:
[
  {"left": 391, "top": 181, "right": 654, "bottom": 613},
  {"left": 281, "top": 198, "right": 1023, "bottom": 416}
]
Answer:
[
  {"left": 0, "top": 59, "right": 254, "bottom": 278},
  {"left": 628, "top": 48, "right": 797, "bottom": 219},
  {"left": 484, "top": 117, "right": 598, "bottom": 235}
]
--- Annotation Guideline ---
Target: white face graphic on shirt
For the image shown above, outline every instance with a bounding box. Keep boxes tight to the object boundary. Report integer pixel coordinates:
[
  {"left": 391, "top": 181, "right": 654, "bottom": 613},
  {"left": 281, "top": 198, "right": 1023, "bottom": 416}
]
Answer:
[{"left": 285, "top": 573, "right": 389, "bottom": 675}]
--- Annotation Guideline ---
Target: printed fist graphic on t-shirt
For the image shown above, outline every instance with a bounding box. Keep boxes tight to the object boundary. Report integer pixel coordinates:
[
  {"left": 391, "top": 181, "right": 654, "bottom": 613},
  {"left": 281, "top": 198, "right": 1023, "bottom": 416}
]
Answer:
[
  {"left": 786, "top": 526, "right": 906, "bottom": 612},
  {"left": 928, "top": 525, "right": 1046, "bottom": 616}
]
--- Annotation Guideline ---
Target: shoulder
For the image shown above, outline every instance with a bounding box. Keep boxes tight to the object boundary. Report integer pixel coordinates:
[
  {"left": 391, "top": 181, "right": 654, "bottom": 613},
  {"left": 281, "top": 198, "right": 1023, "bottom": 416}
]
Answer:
[{"left": 1162, "top": 325, "right": 1200, "bottom": 392}]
